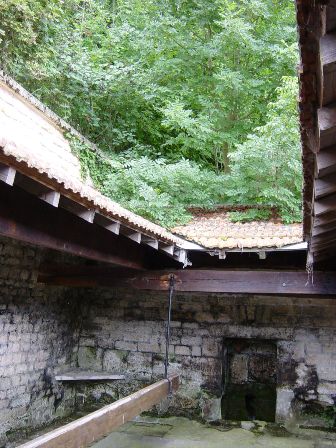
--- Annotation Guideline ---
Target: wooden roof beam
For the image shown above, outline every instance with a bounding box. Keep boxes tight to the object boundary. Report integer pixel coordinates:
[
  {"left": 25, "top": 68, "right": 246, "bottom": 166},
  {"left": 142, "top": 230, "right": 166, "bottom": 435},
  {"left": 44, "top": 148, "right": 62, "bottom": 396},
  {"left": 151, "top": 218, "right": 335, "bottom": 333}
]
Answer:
[
  {"left": 318, "top": 105, "right": 336, "bottom": 149},
  {"left": 320, "top": 31, "right": 336, "bottom": 105},
  {"left": 0, "top": 161, "right": 186, "bottom": 265},
  {"left": 38, "top": 269, "right": 336, "bottom": 296}
]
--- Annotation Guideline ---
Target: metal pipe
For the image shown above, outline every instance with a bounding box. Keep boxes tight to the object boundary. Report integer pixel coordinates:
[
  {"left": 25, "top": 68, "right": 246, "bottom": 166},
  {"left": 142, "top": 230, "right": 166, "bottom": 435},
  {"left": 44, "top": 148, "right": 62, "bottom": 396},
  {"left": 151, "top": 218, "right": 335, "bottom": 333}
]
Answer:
[{"left": 164, "top": 274, "right": 175, "bottom": 381}]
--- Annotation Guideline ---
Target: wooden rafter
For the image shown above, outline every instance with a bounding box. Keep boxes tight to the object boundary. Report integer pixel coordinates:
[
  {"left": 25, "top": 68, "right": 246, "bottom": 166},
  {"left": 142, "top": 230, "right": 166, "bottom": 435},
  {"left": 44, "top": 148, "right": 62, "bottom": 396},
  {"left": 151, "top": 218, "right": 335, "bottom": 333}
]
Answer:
[
  {"left": 0, "top": 181, "right": 147, "bottom": 270},
  {"left": 0, "top": 153, "right": 187, "bottom": 264}
]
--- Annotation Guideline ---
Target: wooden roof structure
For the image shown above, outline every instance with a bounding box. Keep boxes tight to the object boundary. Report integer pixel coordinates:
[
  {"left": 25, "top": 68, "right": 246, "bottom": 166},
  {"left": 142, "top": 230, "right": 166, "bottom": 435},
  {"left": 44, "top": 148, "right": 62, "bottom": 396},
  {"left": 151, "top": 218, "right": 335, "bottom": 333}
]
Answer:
[
  {"left": 298, "top": 0, "right": 336, "bottom": 263},
  {"left": 0, "top": 71, "right": 192, "bottom": 269},
  {"left": 0, "top": 2, "right": 335, "bottom": 293}
]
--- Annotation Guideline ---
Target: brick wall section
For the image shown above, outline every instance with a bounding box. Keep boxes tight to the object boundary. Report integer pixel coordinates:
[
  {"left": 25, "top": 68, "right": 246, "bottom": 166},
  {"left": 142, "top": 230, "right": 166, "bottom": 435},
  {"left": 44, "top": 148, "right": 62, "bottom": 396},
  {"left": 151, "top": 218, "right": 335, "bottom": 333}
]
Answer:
[
  {"left": 0, "top": 236, "right": 80, "bottom": 446},
  {"left": 78, "top": 288, "right": 336, "bottom": 421}
]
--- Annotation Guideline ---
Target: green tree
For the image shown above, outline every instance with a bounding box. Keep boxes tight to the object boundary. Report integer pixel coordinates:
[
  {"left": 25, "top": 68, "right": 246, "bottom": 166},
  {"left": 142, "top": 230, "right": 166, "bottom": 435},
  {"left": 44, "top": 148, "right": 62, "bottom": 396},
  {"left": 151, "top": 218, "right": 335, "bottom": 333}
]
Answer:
[
  {"left": 0, "top": 0, "right": 301, "bottom": 227},
  {"left": 226, "top": 76, "right": 302, "bottom": 223}
]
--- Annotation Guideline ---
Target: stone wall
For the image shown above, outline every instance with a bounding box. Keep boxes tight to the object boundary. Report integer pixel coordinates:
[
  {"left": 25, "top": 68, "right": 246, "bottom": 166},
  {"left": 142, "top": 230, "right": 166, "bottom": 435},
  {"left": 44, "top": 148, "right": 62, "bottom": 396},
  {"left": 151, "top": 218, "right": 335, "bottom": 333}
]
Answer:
[
  {"left": 0, "top": 236, "right": 80, "bottom": 447},
  {"left": 1, "top": 232, "right": 336, "bottom": 443},
  {"left": 77, "top": 288, "right": 336, "bottom": 423}
]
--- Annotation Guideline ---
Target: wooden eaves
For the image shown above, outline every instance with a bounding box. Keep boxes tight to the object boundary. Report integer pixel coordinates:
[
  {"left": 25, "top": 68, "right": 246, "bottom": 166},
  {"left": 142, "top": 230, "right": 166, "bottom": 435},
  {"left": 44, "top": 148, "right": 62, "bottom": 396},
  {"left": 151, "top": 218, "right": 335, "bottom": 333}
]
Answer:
[
  {"left": 298, "top": 0, "right": 336, "bottom": 262},
  {"left": 0, "top": 157, "right": 188, "bottom": 269}
]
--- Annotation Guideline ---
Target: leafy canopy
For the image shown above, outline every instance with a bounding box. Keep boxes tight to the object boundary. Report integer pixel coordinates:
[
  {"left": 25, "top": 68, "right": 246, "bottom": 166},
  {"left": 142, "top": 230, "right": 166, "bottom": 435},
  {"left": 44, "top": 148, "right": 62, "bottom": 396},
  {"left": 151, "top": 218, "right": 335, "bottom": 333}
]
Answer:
[{"left": 0, "top": 0, "right": 302, "bottom": 227}]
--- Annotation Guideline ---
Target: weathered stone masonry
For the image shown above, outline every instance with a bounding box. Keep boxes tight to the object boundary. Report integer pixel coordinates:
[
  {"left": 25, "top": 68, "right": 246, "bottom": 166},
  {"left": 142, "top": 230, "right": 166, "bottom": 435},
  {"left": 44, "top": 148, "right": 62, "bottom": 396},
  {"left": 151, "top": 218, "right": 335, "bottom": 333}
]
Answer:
[
  {"left": 0, "top": 236, "right": 81, "bottom": 446},
  {"left": 1, "top": 233, "right": 336, "bottom": 444},
  {"left": 77, "top": 288, "right": 336, "bottom": 422}
]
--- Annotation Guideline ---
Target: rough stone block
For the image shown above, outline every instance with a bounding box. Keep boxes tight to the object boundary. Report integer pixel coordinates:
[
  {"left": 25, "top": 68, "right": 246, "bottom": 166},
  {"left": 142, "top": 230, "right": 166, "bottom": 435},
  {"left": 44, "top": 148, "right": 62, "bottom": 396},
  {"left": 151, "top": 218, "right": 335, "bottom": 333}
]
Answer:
[
  {"left": 202, "top": 339, "right": 220, "bottom": 358},
  {"left": 175, "top": 345, "right": 191, "bottom": 356},
  {"left": 316, "top": 358, "right": 336, "bottom": 382},
  {"left": 202, "top": 397, "right": 221, "bottom": 421},
  {"left": 115, "top": 340, "right": 137, "bottom": 351},
  {"left": 127, "top": 352, "right": 152, "bottom": 378},
  {"left": 181, "top": 336, "right": 202, "bottom": 346},
  {"left": 103, "top": 349, "right": 127, "bottom": 373},
  {"left": 275, "top": 388, "right": 294, "bottom": 422},
  {"left": 230, "top": 355, "right": 248, "bottom": 383},
  {"left": 77, "top": 346, "right": 101, "bottom": 370},
  {"left": 191, "top": 346, "right": 202, "bottom": 357},
  {"left": 138, "top": 342, "right": 161, "bottom": 353}
]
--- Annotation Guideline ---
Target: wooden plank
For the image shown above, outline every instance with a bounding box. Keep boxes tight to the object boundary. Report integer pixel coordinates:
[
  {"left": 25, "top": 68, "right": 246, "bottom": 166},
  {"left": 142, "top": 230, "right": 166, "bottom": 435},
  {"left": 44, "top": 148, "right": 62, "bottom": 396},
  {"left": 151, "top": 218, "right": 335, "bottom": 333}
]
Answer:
[
  {"left": 0, "top": 163, "right": 16, "bottom": 185},
  {"left": 39, "top": 191, "right": 60, "bottom": 207},
  {"left": 312, "top": 220, "right": 336, "bottom": 236},
  {"left": 321, "top": 32, "right": 336, "bottom": 69},
  {"left": 314, "top": 193, "right": 336, "bottom": 215},
  {"left": 94, "top": 214, "right": 120, "bottom": 235},
  {"left": 119, "top": 225, "right": 143, "bottom": 244},
  {"left": 327, "top": 2, "right": 336, "bottom": 33},
  {"left": 315, "top": 173, "right": 336, "bottom": 198},
  {"left": 314, "top": 210, "right": 336, "bottom": 226},
  {"left": 0, "top": 182, "right": 146, "bottom": 270},
  {"left": 174, "top": 248, "right": 188, "bottom": 265},
  {"left": 60, "top": 196, "right": 95, "bottom": 223},
  {"left": 142, "top": 237, "right": 159, "bottom": 250},
  {"left": 311, "top": 232, "right": 336, "bottom": 249},
  {"left": 311, "top": 231, "right": 336, "bottom": 247},
  {"left": 318, "top": 105, "right": 336, "bottom": 149},
  {"left": 316, "top": 145, "right": 336, "bottom": 176},
  {"left": 312, "top": 244, "right": 336, "bottom": 260},
  {"left": 313, "top": 245, "right": 336, "bottom": 262},
  {"left": 37, "top": 263, "right": 136, "bottom": 287},
  {"left": 38, "top": 269, "right": 336, "bottom": 296},
  {"left": 321, "top": 32, "right": 336, "bottom": 105},
  {"left": 18, "top": 375, "right": 179, "bottom": 448},
  {"left": 160, "top": 244, "right": 175, "bottom": 256},
  {"left": 55, "top": 371, "right": 125, "bottom": 381},
  {"left": 126, "top": 232, "right": 142, "bottom": 244}
]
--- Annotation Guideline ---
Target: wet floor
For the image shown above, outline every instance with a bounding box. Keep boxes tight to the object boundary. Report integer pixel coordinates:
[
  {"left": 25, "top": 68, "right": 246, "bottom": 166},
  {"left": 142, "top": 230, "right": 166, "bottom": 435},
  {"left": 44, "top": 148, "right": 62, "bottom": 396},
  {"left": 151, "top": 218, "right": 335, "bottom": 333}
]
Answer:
[{"left": 90, "top": 416, "right": 336, "bottom": 448}]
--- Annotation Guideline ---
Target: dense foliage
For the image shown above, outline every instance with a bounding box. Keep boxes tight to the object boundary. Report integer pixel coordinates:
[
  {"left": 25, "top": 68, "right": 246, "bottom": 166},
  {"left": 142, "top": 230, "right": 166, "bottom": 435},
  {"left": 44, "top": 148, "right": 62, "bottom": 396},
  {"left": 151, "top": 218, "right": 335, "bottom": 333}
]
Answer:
[{"left": 0, "top": 0, "right": 302, "bottom": 227}]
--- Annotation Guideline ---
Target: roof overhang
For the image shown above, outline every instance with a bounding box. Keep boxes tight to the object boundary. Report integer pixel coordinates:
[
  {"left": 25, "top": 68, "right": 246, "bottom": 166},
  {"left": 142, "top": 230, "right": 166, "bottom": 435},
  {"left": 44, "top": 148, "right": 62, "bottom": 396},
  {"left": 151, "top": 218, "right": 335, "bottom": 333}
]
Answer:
[{"left": 298, "top": 0, "right": 336, "bottom": 264}]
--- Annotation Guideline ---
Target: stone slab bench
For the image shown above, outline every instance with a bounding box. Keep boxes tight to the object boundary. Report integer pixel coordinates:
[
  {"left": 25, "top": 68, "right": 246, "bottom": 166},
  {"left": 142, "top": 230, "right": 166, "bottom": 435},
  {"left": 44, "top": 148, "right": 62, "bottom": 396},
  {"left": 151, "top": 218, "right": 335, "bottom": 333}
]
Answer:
[{"left": 55, "top": 370, "right": 125, "bottom": 381}]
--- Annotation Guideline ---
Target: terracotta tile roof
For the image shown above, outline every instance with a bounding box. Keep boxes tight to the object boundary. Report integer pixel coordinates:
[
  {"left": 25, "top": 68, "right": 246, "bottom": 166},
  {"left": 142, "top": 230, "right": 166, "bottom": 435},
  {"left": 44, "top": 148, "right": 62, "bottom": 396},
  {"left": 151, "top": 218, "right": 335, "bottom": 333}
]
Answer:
[
  {"left": 172, "top": 210, "right": 303, "bottom": 250},
  {"left": 0, "top": 72, "right": 183, "bottom": 246}
]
